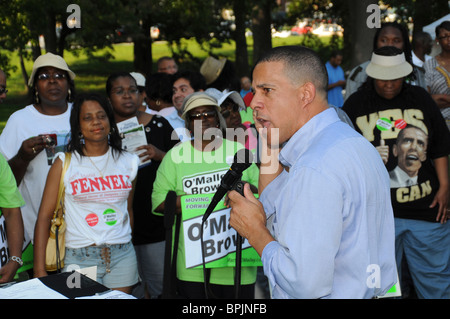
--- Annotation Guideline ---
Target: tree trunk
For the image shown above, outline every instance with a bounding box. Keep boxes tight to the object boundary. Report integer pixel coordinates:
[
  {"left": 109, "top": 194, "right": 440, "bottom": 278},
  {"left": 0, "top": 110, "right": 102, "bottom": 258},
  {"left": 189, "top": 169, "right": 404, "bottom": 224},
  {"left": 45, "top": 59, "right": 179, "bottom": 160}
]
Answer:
[
  {"left": 412, "top": 1, "right": 431, "bottom": 35},
  {"left": 233, "top": 0, "right": 250, "bottom": 78},
  {"left": 18, "top": 49, "right": 30, "bottom": 92},
  {"left": 57, "top": 23, "right": 75, "bottom": 57},
  {"left": 251, "top": 0, "right": 272, "bottom": 65},
  {"left": 44, "top": 14, "right": 57, "bottom": 54},
  {"left": 31, "top": 37, "right": 42, "bottom": 61},
  {"left": 133, "top": 36, "right": 152, "bottom": 76},
  {"left": 413, "top": 0, "right": 448, "bottom": 35},
  {"left": 133, "top": 17, "right": 153, "bottom": 76},
  {"left": 342, "top": 0, "right": 378, "bottom": 70}
]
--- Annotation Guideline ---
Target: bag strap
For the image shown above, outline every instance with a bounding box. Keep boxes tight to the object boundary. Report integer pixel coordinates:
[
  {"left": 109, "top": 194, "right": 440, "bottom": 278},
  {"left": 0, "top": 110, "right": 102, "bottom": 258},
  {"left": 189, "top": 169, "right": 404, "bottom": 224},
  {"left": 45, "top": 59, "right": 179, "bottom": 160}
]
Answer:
[{"left": 55, "top": 152, "right": 72, "bottom": 212}]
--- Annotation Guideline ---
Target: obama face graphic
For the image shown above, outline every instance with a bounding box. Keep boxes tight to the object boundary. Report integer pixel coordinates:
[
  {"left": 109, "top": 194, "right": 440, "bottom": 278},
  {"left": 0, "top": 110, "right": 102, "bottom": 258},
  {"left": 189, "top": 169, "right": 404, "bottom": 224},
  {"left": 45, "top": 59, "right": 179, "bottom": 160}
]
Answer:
[{"left": 392, "top": 125, "right": 428, "bottom": 178}]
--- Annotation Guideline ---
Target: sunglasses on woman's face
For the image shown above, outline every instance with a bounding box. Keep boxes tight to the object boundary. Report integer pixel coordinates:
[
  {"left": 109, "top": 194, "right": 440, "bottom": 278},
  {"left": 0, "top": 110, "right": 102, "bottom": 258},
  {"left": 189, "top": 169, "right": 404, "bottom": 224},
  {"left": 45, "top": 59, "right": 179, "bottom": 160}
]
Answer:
[
  {"left": 220, "top": 103, "right": 240, "bottom": 118},
  {"left": 37, "top": 73, "right": 67, "bottom": 81},
  {"left": 188, "top": 110, "right": 216, "bottom": 121}
]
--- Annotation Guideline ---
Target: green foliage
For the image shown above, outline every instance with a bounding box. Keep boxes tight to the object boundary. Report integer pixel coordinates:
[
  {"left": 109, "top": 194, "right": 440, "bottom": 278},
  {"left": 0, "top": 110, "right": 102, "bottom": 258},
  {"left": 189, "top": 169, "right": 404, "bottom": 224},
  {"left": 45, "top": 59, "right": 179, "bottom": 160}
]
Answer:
[{"left": 0, "top": 34, "right": 341, "bottom": 133}]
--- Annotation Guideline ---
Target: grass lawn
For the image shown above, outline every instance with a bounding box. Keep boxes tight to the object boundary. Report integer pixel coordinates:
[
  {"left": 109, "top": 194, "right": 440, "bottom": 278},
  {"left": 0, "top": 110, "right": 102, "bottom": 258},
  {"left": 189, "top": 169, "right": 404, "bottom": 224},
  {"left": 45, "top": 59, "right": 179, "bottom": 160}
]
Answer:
[{"left": 0, "top": 35, "right": 336, "bottom": 133}]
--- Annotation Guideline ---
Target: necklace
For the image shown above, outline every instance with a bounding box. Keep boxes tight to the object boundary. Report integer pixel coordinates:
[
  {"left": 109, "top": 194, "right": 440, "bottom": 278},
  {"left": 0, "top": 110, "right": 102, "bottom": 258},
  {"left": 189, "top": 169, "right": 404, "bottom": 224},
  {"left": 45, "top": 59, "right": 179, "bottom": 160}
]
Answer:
[
  {"left": 87, "top": 149, "right": 110, "bottom": 177},
  {"left": 437, "top": 54, "right": 450, "bottom": 69}
]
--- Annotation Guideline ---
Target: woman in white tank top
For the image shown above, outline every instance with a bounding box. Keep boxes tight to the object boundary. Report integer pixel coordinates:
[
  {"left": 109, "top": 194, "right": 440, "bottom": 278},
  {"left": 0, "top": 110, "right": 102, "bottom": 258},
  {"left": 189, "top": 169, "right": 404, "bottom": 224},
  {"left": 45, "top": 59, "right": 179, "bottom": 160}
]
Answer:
[{"left": 33, "top": 93, "right": 139, "bottom": 295}]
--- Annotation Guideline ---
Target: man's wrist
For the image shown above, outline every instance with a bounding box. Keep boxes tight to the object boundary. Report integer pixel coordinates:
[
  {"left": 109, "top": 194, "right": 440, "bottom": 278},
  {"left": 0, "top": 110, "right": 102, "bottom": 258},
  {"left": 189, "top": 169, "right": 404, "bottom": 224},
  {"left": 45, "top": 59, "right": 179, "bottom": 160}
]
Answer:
[{"left": 248, "top": 228, "right": 275, "bottom": 257}]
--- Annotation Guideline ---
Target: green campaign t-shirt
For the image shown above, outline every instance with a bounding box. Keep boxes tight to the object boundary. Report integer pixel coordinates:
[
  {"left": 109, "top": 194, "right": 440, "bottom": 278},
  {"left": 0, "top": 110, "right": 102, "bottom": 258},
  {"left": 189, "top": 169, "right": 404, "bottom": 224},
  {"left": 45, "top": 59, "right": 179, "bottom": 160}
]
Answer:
[
  {"left": 152, "top": 138, "right": 259, "bottom": 285},
  {"left": 240, "top": 107, "right": 254, "bottom": 126},
  {"left": 0, "top": 153, "right": 26, "bottom": 270}
]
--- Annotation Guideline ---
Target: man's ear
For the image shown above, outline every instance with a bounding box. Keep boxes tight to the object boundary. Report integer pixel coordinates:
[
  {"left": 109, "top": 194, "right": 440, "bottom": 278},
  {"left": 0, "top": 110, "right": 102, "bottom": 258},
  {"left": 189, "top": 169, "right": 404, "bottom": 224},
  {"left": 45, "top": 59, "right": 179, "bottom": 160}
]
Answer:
[{"left": 298, "top": 82, "right": 316, "bottom": 107}]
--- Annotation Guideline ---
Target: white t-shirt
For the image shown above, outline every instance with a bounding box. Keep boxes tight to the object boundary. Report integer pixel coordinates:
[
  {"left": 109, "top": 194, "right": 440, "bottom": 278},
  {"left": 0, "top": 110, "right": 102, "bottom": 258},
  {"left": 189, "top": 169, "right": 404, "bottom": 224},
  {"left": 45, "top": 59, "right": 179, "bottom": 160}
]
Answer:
[
  {"left": 57, "top": 149, "right": 139, "bottom": 248},
  {"left": 0, "top": 104, "right": 72, "bottom": 243}
]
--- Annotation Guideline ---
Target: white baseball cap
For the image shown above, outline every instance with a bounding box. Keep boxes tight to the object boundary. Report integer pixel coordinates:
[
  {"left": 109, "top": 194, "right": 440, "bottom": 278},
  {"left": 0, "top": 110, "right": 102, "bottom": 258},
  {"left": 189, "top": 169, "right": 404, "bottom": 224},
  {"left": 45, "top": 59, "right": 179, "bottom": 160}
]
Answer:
[
  {"left": 130, "top": 72, "right": 146, "bottom": 87},
  {"left": 205, "top": 88, "right": 245, "bottom": 111}
]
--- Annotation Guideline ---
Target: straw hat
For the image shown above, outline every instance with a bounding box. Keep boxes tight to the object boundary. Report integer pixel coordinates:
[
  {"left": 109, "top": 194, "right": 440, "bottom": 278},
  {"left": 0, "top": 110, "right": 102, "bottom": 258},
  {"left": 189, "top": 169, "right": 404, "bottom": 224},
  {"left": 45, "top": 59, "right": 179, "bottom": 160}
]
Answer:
[
  {"left": 205, "top": 88, "right": 245, "bottom": 111},
  {"left": 28, "top": 53, "right": 76, "bottom": 87},
  {"left": 181, "top": 92, "right": 227, "bottom": 131},
  {"left": 366, "top": 52, "right": 413, "bottom": 80},
  {"left": 200, "top": 56, "right": 227, "bottom": 85},
  {"left": 181, "top": 92, "right": 221, "bottom": 120}
]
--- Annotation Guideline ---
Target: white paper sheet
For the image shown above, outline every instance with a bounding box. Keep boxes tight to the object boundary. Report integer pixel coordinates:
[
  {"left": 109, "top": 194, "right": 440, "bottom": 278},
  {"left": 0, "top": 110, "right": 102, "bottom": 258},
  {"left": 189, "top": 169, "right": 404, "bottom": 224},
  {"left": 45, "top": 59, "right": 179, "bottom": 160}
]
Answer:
[
  {"left": 0, "top": 278, "right": 68, "bottom": 299},
  {"left": 75, "top": 289, "right": 136, "bottom": 299}
]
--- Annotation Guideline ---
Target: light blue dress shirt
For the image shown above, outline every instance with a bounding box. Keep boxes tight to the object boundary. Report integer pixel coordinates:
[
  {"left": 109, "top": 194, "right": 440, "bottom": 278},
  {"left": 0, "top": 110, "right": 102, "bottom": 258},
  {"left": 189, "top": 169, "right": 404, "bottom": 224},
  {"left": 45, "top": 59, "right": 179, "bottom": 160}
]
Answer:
[{"left": 259, "top": 108, "right": 397, "bottom": 299}]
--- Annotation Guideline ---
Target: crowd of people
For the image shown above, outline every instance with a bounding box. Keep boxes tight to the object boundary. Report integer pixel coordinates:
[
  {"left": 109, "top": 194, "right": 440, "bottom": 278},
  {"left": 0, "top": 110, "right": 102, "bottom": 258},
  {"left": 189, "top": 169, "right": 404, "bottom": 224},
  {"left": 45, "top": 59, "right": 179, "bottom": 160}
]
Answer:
[{"left": 0, "top": 20, "right": 448, "bottom": 299}]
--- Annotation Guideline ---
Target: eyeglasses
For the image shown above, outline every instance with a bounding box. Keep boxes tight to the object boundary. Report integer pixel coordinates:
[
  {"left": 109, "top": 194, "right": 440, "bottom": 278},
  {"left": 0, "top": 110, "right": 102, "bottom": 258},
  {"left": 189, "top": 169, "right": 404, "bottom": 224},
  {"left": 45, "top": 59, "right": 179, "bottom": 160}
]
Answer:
[
  {"left": 112, "top": 88, "right": 139, "bottom": 96},
  {"left": 37, "top": 73, "right": 67, "bottom": 81},
  {"left": 188, "top": 110, "right": 217, "bottom": 121},
  {"left": 0, "top": 87, "right": 8, "bottom": 95}
]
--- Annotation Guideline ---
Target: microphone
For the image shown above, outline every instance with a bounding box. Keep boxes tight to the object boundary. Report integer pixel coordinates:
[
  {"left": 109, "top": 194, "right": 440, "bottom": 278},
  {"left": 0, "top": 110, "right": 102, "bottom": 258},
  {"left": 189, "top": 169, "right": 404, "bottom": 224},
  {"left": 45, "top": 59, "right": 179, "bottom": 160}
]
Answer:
[{"left": 202, "top": 149, "right": 253, "bottom": 222}]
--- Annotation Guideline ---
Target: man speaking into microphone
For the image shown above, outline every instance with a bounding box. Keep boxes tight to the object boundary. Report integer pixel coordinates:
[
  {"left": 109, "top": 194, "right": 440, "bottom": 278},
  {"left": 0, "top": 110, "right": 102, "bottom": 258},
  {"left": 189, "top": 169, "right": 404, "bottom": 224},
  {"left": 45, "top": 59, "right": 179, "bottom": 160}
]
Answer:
[{"left": 227, "top": 46, "right": 398, "bottom": 299}]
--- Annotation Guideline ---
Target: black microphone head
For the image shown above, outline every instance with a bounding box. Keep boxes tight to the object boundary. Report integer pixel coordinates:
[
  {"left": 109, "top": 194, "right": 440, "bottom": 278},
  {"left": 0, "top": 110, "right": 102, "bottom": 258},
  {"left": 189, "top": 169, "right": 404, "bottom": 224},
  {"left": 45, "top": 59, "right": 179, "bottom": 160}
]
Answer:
[
  {"left": 202, "top": 149, "right": 253, "bottom": 222},
  {"left": 231, "top": 149, "right": 253, "bottom": 173}
]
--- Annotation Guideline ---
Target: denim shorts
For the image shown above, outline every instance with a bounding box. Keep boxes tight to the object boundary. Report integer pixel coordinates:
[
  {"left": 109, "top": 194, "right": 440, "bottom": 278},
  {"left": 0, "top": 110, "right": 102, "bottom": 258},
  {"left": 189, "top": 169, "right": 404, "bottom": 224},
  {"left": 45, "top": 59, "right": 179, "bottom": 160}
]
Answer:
[{"left": 63, "top": 242, "right": 139, "bottom": 289}]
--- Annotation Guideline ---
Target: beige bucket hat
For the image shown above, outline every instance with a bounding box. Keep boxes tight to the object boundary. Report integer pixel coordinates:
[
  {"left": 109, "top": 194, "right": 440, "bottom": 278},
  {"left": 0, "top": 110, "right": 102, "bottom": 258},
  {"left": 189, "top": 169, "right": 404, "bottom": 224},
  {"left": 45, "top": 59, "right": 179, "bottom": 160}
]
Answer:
[
  {"left": 28, "top": 52, "right": 76, "bottom": 87},
  {"left": 181, "top": 92, "right": 221, "bottom": 120},
  {"left": 200, "top": 56, "right": 227, "bottom": 85},
  {"left": 366, "top": 52, "right": 413, "bottom": 80},
  {"left": 181, "top": 92, "right": 227, "bottom": 132}
]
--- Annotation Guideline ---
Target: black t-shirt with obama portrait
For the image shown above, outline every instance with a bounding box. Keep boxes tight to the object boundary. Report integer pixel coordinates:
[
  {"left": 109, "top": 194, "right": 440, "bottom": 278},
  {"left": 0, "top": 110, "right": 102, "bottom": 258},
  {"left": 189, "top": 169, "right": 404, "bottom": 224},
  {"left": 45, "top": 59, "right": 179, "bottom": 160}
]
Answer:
[{"left": 343, "top": 85, "right": 450, "bottom": 222}]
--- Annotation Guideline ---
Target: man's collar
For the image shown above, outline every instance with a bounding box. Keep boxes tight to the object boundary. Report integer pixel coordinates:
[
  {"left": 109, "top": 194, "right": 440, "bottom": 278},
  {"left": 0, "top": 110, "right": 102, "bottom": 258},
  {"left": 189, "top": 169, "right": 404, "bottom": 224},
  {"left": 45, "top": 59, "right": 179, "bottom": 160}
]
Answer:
[{"left": 279, "top": 107, "right": 341, "bottom": 168}]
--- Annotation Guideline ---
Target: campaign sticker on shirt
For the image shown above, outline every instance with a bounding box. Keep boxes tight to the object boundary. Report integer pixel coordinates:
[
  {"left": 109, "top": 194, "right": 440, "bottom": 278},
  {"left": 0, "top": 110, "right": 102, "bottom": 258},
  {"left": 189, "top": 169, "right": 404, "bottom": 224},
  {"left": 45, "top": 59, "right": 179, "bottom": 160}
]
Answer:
[
  {"left": 376, "top": 118, "right": 392, "bottom": 131},
  {"left": 85, "top": 213, "right": 99, "bottom": 227},
  {"left": 394, "top": 119, "right": 407, "bottom": 130},
  {"left": 103, "top": 209, "right": 118, "bottom": 226}
]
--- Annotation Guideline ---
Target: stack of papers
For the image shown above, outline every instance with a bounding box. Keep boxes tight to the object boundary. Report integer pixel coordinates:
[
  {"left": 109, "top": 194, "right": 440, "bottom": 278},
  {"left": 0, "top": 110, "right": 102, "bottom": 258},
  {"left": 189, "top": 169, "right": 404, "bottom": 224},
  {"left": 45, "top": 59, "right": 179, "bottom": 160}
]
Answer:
[
  {"left": 0, "top": 267, "right": 137, "bottom": 299},
  {"left": 0, "top": 278, "right": 67, "bottom": 299}
]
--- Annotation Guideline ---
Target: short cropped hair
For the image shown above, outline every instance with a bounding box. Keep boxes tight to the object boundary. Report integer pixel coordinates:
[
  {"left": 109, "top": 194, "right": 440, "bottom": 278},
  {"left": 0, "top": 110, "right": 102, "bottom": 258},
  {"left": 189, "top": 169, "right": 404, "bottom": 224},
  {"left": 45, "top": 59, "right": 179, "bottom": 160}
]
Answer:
[
  {"left": 157, "top": 56, "right": 175, "bottom": 66},
  {"left": 330, "top": 50, "right": 343, "bottom": 58},
  {"left": 105, "top": 72, "right": 137, "bottom": 97},
  {"left": 172, "top": 70, "right": 207, "bottom": 92},
  {"left": 254, "top": 46, "right": 328, "bottom": 97}
]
